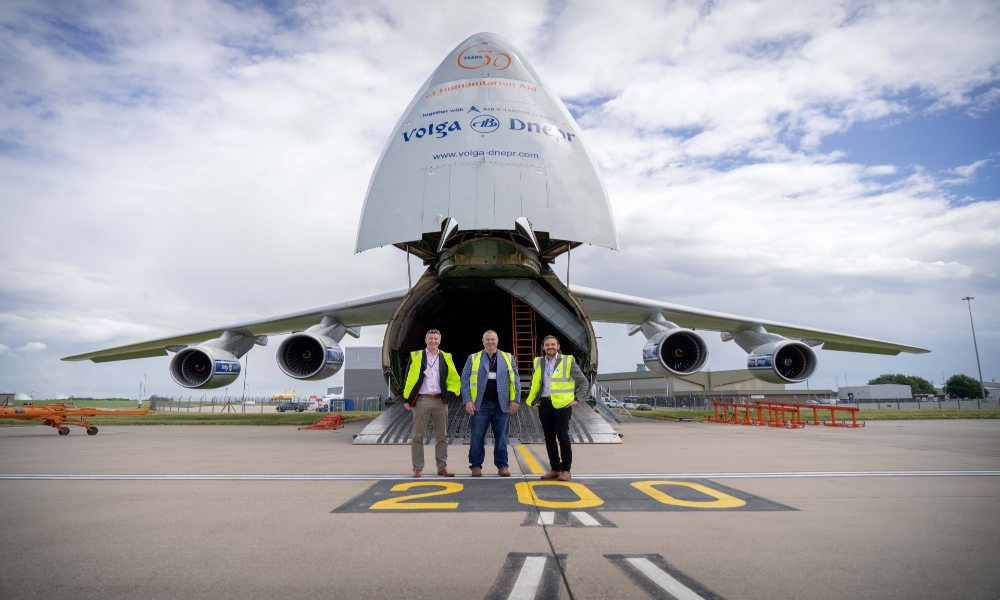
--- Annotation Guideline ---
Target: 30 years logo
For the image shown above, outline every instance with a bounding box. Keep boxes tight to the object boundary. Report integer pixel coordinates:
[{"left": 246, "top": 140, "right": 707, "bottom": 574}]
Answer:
[{"left": 457, "top": 46, "right": 512, "bottom": 70}]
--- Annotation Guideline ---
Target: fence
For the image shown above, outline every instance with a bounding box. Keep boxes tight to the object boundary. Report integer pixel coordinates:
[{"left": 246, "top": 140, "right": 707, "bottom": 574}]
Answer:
[{"left": 148, "top": 395, "right": 386, "bottom": 413}]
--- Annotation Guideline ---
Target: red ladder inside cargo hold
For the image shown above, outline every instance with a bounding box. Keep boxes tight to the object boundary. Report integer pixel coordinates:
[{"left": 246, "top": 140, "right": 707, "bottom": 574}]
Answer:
[{"left": 511, "top": 297, "right": 536, "bottom": 384}]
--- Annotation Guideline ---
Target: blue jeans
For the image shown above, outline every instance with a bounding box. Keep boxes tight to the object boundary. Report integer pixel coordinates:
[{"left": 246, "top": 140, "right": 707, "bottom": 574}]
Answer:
[{"left": 468, "top": 400, "right": 510, "bottom": 469}]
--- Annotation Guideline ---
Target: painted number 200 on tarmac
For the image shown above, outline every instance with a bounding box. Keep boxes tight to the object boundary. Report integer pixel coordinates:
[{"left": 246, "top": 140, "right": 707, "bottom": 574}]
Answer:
[{"left": 333, "top": 478, "right": 793, "bottom": 513}]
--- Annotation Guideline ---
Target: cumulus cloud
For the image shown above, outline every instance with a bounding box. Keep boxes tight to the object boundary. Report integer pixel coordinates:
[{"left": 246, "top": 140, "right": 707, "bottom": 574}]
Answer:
[
  {"left": 1, "top": 0, "right": 997, "bottom": 396},
  {"left": 16, "top": 342, "right": 46, "bottom": 353}
]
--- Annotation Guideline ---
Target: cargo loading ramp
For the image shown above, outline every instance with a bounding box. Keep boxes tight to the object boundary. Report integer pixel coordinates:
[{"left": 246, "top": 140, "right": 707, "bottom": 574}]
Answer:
[{"left": 352, "top": 400, "right": 622, "bottom": 445}]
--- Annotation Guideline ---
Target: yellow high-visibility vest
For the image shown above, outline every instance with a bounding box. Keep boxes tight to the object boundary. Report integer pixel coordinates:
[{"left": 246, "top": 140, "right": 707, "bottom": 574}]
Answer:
[
  {"left": 403, "top": 350, "right": 460, "bottom": 400},
  {"left": 526, "top": 354, "right": 577, "bottom": 409},
  {"left": 469, "top": 351, "right": 516, "bottom": 402}
]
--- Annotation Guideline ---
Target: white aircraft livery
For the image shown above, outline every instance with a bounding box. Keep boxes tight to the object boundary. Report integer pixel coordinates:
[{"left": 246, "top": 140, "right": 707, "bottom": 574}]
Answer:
[{"left": 64, "top": 32, "right": 929, "bottom": 397}]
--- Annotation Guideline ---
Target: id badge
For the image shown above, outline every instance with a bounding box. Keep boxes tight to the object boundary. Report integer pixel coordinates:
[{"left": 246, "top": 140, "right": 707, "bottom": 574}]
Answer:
[{"left": 487, "top": 372, "right": 497, "bottom": 380}]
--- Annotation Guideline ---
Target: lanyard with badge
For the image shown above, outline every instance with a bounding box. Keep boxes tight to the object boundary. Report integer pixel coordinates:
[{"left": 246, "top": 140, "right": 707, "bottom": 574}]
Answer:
[
  {"left": 424, "top": 352, "right": 439, "bottom": 379},
  {"left": 487, "top": 352, "right": 498, "bottom": 380}
]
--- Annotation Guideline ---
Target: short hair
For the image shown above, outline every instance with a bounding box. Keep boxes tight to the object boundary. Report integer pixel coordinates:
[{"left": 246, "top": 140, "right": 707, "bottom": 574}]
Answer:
[
  {"left": 425, "top": 329, "right": 441, "bottom": 337},
  {"left": 540, "top": 335, "right": 560, "bottom": 352},
  {"left": 482, "top": 329, "right": 498, "bottom": 339}
]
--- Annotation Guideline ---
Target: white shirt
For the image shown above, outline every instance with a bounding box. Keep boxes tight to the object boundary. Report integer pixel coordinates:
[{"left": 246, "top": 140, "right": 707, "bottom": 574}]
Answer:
[{"left": 418, "top": 350, "right": 441, "bottom": 395}]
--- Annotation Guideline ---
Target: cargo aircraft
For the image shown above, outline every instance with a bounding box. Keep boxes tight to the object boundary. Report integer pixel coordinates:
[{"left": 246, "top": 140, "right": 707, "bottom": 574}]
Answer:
[{"left": 63, "top": 33, "right": 929, "bottom": 398}]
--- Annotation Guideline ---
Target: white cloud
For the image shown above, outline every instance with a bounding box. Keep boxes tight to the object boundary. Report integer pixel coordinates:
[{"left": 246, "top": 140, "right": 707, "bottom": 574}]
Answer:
[
  {"left": 0, "top": 0, "right": 998, "bottom": 397},
  {"left": 16, "top": 342, "right": 46, "bottom": 353},
  {"left": 951, "top": 159, "right": 991, "bottom": 179}
]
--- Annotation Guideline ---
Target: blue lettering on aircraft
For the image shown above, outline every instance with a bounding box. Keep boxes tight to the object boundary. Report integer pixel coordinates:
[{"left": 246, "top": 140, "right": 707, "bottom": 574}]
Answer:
[
  {"left": 747, "top": 355, "right": 773, "bottom": 369},
  {"left": 402, "top": 121, "right": 462, "bottom": 142},
  {"left": 508, "top": 118, "right": 576, "bottom": 142},
  {"left": 214, "top": 360, "right": 241, "bottom": 374},
  {"left": 471, "top": 115, "right": 500, "bottom": 133},
  {"left": 326, "top": 348, "right": 345, "bottom": 364}
]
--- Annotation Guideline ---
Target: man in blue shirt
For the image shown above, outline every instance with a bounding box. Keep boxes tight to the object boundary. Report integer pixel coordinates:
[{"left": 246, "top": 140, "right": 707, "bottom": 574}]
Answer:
[{"left": 461, "top": 330, "right": 521, "bottom": 477}]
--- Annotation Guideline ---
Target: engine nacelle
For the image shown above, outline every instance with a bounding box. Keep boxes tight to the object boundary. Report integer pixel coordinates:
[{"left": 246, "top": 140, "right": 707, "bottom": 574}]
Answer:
[
  {"left": 169, "top": 346, "right": 241, "bottom": 389},
  {"left": 642, "top": 329, "right": 709, "bottom": 376},
  {"left": 747, "top": 340, "right": 817, "bottom": 384},
  {"left": 276, "top": 333, "right": 345, "bottom": 381}
]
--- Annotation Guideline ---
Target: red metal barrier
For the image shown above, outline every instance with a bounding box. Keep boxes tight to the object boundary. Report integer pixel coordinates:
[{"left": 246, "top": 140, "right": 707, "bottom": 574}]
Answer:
[
  {"left": 753, "top": 401, "right": 864, "bottom": 428},
  {"left": 299, "top": 414, "right": 344, "bottom": 430},
  {"left": 708, "top": 401, "right": 864, "bottom": 428}
]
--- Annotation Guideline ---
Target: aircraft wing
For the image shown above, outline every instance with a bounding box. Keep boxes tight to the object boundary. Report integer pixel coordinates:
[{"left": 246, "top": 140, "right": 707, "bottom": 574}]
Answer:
[
  {"left": 569, "top": 285, "right": 929, "bottom": 355},
  {"left": 62, "top": 288, "right": 408, "bottom": 363}
]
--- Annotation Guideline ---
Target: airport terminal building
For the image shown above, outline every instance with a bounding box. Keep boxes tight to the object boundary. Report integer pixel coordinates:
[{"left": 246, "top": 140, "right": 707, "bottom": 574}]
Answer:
[{"left": 596, "top": 368, "right": 833, "bottom": 407}]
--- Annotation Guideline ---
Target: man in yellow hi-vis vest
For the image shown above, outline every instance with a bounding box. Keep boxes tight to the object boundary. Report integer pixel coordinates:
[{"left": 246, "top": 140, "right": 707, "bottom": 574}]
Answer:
[
  {"left": 461, "top": 330, "right": 521, "bottom": 477},
  {"left": 525, "top": 335, "right": 589, "bottom": 481},
  {"left": 402, "top": 329, "right": 461, "bottom": 478}
]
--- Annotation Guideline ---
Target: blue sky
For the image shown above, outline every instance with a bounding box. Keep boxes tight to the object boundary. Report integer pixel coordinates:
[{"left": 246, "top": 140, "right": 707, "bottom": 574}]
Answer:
[
  {"left": 1, "top": 0, "right": 998, "bottom": 399},
  {"left": 822, "top": 102, "right": 999, "bottom": 200}
]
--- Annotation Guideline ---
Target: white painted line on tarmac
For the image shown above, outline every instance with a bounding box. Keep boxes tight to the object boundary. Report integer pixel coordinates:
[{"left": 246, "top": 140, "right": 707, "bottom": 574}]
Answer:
[
  {"left": 2, "top": 470, "right": 997, "bottom": 481},
  {"left": 537, "top": 511, "right": 555, "bottom": 525},
  {"left": 508, "top": 556, "right": 546, "bottom": 600},
  {"left": 626, "top": 557, "right": 705, "bottom": 600},
  {"left": 486, "top": 553, "right": 564, "bottom": 600},
  {"left": 570, "top": 511, "right": 601, "bottom": 526},
  {"left": 570, "top": 470, "right": 1000, "bottom": 480},
  {"left": 0, "top": 473, "right": 469, "bottom": 481},
  {"left": 607, "top": 554, "right": 721, "bottom": 599}
]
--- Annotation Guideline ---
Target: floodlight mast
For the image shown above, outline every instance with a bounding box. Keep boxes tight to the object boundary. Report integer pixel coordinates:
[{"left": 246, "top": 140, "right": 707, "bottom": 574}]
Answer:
[{"left": 961, "top": 296, "right": 986, "bottom": 403}]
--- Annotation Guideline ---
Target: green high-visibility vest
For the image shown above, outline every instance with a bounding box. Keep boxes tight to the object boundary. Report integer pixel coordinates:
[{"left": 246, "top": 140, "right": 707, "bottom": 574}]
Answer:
[
  {"left": 470, "top": 351, "right": 516, "bottom": 402},
  {"left": 526, "top": 354, "right": 577, "bottom": 409},
  {"left": 403, "top": 350, "right": 460, "bottom": 400}
]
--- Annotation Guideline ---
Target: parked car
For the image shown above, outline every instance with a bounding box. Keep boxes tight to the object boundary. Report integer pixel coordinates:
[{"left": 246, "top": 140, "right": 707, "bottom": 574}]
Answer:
[
  {"left": 276, "top": 400, "right": 309, "bottom": 412},
  {"left": 604, "top": 399, "right": 623, "bottom": 408},
  {"left": 634, "top": 404, "right": 653, "bottom": 411},
  {"left": 623, "top": 402, "right": 638, "bottom": 410}
]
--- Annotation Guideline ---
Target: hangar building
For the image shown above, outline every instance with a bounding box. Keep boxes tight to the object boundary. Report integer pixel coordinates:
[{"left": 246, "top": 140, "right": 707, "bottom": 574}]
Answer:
[{"left": 596, "top": 369, "right": 833, "bottom": 407}]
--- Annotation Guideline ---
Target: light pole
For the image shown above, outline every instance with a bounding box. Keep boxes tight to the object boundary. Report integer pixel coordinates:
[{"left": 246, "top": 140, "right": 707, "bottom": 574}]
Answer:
[{"left": 961, "top": 296, "right": 986, "bottom": 406}]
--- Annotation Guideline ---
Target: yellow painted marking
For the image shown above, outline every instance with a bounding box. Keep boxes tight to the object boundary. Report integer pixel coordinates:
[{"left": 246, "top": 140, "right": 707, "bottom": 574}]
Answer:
[
  {"left": 369, "top": 481, "right": 462, "bottom": 510},
  {"left": 631, "top": 480, "right": 746, "bottom": 509},
  {"left": 515, "top": 481, "right": 604, "bottom": 509},
  {"left": 517, "top": 444, "right": 545, "bottom": 475}
]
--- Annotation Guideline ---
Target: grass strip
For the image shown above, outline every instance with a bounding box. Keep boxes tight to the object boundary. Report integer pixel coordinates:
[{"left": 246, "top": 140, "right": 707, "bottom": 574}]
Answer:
[
  {"left": 0, "top": 411, "right": 380, "bottom": 426},
  {"left": 626, "top": 408, "right": 1000, "bottom": 422}
]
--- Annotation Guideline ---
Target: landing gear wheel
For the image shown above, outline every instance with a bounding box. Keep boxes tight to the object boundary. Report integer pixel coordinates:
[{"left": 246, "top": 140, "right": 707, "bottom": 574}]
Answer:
[
  {"left": 58, "top": 426, "right": 70, "bottom": 435},
  {"left": 86, "top": 426, "right": 99, "bottom": 436}
]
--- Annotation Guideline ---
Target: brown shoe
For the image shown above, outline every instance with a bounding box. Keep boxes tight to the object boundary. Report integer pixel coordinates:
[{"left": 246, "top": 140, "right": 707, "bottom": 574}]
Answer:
[
  {"left": 498, "top": 467, "right": 511, "bottom": 477},
  {"left": 541, "top": 470, "right": 560, "bottom": 480},
  {"left": 558, "top": 471, "right": 571, "bottom": 481},
  {"left": 437, "top": 468, "right": 455, "bottom": 477},
  {"left": 470, "top": 467, "right": 482, "bottom": 477},
  {"left": 412, "top": 468, "right": 422, "bottom": 478}
]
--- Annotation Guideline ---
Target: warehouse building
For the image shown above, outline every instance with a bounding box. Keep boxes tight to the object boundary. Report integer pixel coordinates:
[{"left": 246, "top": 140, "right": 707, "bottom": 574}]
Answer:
[{"left": 596, "top": 369, "right": 833, "bottom": 407}]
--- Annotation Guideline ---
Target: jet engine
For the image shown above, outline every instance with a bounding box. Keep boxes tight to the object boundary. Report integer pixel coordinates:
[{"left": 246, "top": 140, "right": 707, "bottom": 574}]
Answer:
[
  {"left": 169, "top": 346, "right": 241, "bottom": 389},
  {"left": 746, "top": 340, "right": 817, "bottom": 384},
  {"left": 276, "top": 333, "right": 345, "bottom": 381},
  {"left": 641, "top": 328, "right": 709, "bottom": 376}
]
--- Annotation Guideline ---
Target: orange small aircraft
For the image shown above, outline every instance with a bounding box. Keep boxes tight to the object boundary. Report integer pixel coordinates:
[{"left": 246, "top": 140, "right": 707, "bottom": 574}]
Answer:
[{"left": 0, "top": 402, "right": 150, "bottom": 435}]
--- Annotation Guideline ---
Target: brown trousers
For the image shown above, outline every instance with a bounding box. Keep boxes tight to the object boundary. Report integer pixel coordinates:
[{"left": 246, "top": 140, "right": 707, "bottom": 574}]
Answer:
[{"left": 411, "top": 396, "right": 449, "bottom": 470}]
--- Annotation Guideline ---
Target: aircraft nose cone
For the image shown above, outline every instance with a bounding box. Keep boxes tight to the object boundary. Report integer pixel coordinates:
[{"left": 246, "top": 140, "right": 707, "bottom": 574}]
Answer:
[{"left": 428, "top": 32, "right": 538, "bottom": 88}]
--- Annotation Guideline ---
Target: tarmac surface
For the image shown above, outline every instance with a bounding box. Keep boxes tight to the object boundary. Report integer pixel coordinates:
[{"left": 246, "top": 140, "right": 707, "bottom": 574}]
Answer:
[{"left": 1, "top": 418, "right": 998, "bottom": 599}]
